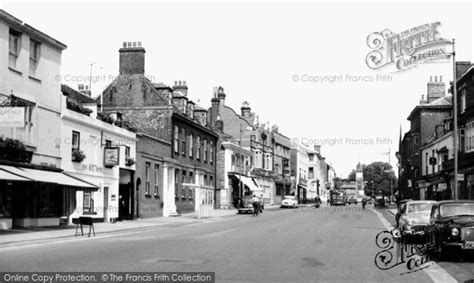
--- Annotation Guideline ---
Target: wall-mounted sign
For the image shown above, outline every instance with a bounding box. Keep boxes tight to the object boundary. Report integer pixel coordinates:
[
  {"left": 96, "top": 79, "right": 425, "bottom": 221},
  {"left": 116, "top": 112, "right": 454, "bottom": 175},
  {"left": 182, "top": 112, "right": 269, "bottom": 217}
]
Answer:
[
  {"left": 0, "top": 107, "right": 24, "bottom": 127},
  {"left": 104, "top": 147, "right": 120, "bottom": 167}
]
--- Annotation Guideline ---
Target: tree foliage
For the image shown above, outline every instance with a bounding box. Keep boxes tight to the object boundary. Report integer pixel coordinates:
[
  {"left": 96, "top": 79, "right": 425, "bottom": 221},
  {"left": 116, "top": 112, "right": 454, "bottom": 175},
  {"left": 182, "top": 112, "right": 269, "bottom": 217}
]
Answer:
[{"left": 347, "top": 162, "right": 397, "bottom": 196}]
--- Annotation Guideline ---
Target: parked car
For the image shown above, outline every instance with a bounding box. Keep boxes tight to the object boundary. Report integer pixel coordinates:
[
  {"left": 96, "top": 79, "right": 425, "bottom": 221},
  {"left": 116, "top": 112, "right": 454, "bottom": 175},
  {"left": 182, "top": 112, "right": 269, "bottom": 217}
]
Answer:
[
  {"left": 331, "top": 195, "right": 346, "bottom": 206},
  {"left": 395, "top": 199, "right": 414, "bottom": 227},
  {"left": 347, "top": 196, "right": 358, "bottom": 205},
  {"left": 374, "top": 195, "right": 386, "bottom": 208},
  {"left": 397, "top": 200, "right": 436, "bottom": 236},
  {"left": 428, "top": 200, "right": 474, "bottom": 259},
  {"left": 237, "top": 196, "right": 261, "bottom": 214},
  {"left": 281, "top": 195, "right": 298, "bottom": 208}
]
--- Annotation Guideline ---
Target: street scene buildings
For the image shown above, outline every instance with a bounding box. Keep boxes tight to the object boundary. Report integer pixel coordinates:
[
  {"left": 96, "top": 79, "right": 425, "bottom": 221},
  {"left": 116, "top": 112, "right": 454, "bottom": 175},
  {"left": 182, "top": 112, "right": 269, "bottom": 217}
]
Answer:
[
  {"left": 1, "top": 3, "right": 474, "bottom": 283},
  {"left": 0, "top": 10, "right": 335, "bottom": 228}
]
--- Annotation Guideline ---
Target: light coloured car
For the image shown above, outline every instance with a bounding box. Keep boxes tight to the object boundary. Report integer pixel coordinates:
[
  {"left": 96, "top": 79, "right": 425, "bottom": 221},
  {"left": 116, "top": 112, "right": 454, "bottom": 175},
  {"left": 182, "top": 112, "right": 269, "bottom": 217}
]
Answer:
[
  {"left": 398, "top": 200, "right": 436, "bottom": 235},
  {"left": 281, "top": 195, "right": 298, "bottom": 208}
]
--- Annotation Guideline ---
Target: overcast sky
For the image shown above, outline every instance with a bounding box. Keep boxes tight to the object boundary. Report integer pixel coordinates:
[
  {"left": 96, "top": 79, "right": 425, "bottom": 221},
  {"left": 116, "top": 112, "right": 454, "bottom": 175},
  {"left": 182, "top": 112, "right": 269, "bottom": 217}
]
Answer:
[{"left": 2, "top": 1, "right": 472, "bottom": 178}]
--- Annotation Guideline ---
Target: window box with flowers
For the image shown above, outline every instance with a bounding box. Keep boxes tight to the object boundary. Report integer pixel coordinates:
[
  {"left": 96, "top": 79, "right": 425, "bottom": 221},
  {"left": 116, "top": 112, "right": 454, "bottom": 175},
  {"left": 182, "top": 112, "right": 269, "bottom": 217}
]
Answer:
[
  {"left": 72, "top": 149, "right": 86, "bottom": 162},
  {"left": 125, "top": 156, "right": 135, "bottom": 166}
]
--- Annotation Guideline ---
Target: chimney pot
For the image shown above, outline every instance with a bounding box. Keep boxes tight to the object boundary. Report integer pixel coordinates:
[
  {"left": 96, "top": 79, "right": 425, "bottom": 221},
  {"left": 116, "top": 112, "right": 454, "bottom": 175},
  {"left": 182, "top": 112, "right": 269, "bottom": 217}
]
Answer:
[
  {"left": 138, "top": 41, "right": 142, "bottom": 47},
  {"left": 440, "top": 75, "right": 443, "bottom": 82},
  {"left": 183, "top": 81, "right": 186, "bottom": 85},
  {"left": 435, "top": 76, "right": 438, "bottom": 82},
  {"left": 127, "top": 42, "right": 132, "bottom": 47},
  {"left": 133, "top": 42, "right": 137, "bottom": 47},
  {"left": 123, "top": 42, "right": 127, "bottom": 48},
  {"left": 430, "top": 76, "right": 432, "bottom": 82}
]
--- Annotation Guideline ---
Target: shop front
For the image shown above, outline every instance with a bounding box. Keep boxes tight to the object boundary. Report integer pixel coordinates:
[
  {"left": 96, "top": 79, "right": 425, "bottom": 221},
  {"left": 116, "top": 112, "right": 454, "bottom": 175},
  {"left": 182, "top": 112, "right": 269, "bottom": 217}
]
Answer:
[
  {"left": 230, "top": 173, "right": 262, "bottom": 208},
  {"left": 0, "top": 165, "right": 97, "bottom": 229},
  {"left": 297, "top": 184, "right": 307, "bottom": 204}
]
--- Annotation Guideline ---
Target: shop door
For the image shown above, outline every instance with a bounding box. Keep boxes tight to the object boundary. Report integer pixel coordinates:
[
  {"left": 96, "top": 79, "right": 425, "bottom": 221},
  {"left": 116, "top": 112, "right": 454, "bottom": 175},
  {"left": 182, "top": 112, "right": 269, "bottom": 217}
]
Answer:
[{"left": 103, "top": 187, "right": 109, "bottom": 222}]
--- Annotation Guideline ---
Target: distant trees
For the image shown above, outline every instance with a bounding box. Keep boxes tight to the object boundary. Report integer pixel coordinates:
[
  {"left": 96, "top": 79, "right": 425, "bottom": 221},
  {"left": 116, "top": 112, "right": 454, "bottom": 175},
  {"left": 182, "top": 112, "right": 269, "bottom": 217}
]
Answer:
[{"left": 347, "top": 161, "right": 397, "bottom": 196}]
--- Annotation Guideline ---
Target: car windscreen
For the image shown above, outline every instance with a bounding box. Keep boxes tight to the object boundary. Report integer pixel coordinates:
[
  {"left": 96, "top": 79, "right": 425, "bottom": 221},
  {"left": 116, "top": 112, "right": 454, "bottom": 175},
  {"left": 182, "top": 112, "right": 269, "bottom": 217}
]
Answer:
[
  {"left": 440, "top": 203, "right": 474, "bottom": 217},
  {"left": 407, "top": 203, "right": 432, "bottom": 213}
]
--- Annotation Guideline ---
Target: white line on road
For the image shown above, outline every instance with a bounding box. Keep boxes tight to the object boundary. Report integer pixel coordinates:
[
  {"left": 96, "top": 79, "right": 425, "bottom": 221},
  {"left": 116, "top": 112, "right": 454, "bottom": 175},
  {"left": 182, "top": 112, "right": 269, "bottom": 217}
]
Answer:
[{"left": 370, "top": 208, "right": 457, "bottom": 283}]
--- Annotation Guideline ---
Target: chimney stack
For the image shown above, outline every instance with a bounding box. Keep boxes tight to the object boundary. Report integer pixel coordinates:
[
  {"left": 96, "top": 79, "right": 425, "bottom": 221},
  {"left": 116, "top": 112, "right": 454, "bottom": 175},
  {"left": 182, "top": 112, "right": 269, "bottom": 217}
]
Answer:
[
  {"left": 314, "top": 145, "right": 321, "bottom": 154},
  {"left": 119, "top": 41, "right": 145, "bottom": 75},
  {"left": 241, "top": 101, "right": 251, "bottom": 118},
  {"left": 193, "top": 106, "right": 208, "bottom": 126},
  {"left": 427, "top": 75, "right": 445, "bottom": 103},
  {"left": 78, "top": 84, "right": 91, "bottom": 96},
  {"left": 419, "top": 94, "right": 428, "bottom": 105},
  {"left": 174, "top": 80, "right": 188, "bottom": 97},
  {"left": 210, "top": 88, "right": 220, "bottom": 127},
  {"left": 217, "top": 86, "right": 225, "bottom": 117}
]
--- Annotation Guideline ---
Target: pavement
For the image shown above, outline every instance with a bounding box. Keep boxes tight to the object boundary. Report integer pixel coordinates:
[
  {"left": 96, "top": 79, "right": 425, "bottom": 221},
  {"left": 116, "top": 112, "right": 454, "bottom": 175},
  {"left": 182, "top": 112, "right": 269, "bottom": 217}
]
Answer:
[
  {"left": 0, "top": 205, "right": 281, "bottom": 248},
  {"left": 0, "top": 209, "right": 229, "bottom": 247}
]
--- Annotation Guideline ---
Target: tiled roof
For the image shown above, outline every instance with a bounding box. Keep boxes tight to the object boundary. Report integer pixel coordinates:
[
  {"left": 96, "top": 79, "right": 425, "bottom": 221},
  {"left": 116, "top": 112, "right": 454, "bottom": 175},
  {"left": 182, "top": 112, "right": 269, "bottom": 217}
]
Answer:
[
  {"left": 61, "top": 84, "right": 97, "bottom": 104},
  {"left": 428, "top": 95, "right": 452, "bottom": 106}
]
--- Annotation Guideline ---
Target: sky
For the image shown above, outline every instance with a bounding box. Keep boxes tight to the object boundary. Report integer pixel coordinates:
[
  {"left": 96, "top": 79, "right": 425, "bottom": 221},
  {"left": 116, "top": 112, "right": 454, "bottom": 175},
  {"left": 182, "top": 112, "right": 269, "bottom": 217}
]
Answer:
[{"left": 1, "top": 0, "right": 473, "bottom": 178}]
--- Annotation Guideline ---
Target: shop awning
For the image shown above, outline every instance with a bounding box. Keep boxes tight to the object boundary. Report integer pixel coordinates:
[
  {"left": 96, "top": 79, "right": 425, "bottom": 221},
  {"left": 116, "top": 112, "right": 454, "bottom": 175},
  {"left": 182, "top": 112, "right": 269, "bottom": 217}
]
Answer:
[
  {"left": 0, "top": 168, "right": 30, "bottom": 181},
  {"left": 231, "top": 174, "right": 262, "bottom": 193},
  {"left": 0, "top": 165, "right": 98, "bottom": 189}
]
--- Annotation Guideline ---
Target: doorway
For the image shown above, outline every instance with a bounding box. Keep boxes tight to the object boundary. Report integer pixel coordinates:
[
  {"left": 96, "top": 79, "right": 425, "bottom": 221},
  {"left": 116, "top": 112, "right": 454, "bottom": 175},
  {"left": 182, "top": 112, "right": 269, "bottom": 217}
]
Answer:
[
  {"left": 103, "top": 187, "right": 109, "bottom": 222},
  {"left": 119, "top": 169, "right": 134, "bottom": 220}
]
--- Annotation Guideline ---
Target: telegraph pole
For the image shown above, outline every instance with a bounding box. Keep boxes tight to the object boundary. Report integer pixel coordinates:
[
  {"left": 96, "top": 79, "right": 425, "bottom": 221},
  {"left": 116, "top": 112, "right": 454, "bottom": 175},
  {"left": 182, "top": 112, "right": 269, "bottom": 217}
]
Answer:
[{"left": 452, "top": 39, "right": 459, "bottom": 200}]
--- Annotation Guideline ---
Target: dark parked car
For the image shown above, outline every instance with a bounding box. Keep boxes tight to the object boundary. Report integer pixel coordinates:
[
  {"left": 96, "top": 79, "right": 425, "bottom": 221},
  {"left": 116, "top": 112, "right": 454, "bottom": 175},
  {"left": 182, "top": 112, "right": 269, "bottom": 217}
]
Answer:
[
  {"left": 374, "top": 195, "right": 386, "bottom": 208},
  {"left": 347, "top": 196, "right": 358, "bottom": 205},
  {"left": 331, "top": 195, "right": 346, "bottom": 206},
  {"left": 427, "top": 200, "right": 474, "bottom": 259}
]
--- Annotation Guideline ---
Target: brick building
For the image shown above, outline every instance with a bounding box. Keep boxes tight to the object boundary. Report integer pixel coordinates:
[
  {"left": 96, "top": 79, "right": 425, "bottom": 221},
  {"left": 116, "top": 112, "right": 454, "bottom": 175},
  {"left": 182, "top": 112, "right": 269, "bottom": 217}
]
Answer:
[
  {"left": 208, "top": 90, "right": 276, "bottom": 204},
  {"left": 448, "top": 61, "right": 474, "bottom": 200},
  {"left": 272, "top": 129, "right": 292, "bottom": 204},
  {"left": 398, "top": 76, "right": 453, "bottom": 200},
  {"left": 101, "top": 42, "right": 218, "bottom": 217}
]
